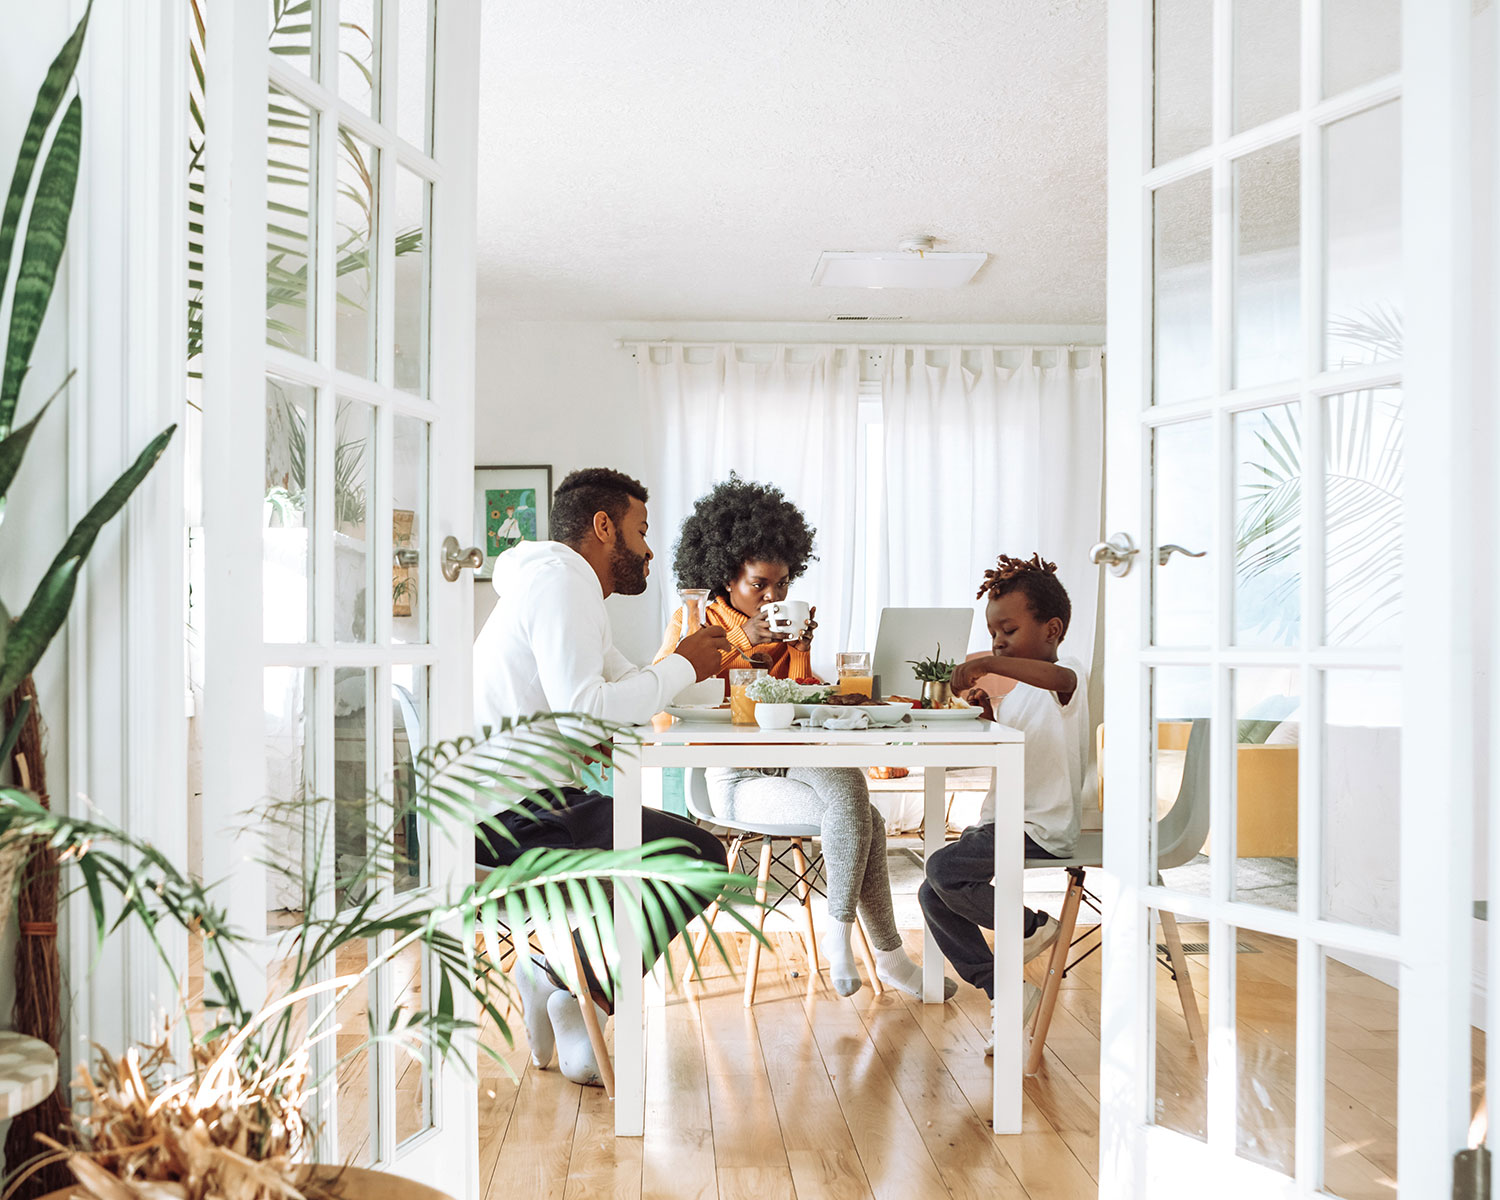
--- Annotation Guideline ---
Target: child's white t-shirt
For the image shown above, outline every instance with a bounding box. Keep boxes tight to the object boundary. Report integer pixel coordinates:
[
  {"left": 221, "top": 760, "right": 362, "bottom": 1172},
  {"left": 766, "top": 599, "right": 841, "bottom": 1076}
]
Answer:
[{"left": 977, "top": 653, "right": 1092, "bottom": 857}]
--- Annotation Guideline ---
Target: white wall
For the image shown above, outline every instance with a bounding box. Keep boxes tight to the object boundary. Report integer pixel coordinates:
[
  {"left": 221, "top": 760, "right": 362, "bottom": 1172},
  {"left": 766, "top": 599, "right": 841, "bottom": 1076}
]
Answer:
[
  {"left": 473, "top": 319, "right": 1105, "bottom": 665},
  {"left": 0, "top": 4, "right": 77, "bottom": 1168}
]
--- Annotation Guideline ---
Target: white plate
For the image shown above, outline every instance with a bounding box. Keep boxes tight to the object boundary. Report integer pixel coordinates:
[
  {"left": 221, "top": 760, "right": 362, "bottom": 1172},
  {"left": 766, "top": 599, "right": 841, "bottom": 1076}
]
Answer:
[
  {"left": 666, "top": 705, "right": 733, "bottom": 724},
  {"left": 805, "top": 702, "right": 914, "bottom": 727},
  {"left": 910, "top": 706, "right": 982, "bottom": 722}
]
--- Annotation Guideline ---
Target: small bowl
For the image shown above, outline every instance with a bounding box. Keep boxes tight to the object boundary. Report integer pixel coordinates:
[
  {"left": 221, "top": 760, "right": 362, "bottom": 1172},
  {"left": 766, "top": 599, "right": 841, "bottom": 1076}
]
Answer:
[{"left": 754, "top": 702, "right": 796, "bottom": 730}]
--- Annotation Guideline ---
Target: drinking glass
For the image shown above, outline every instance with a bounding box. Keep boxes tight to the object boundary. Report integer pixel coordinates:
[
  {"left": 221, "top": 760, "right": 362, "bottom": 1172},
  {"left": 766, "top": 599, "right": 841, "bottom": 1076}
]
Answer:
[
  {"left": 679, "top": 588, "right": 710, "bottom": 635},
  {"left": 729, "top": 667, "right": 767, "bottom": 725},
  {"left": 836, "top": 651, "right": 874, "bottom": 698}
]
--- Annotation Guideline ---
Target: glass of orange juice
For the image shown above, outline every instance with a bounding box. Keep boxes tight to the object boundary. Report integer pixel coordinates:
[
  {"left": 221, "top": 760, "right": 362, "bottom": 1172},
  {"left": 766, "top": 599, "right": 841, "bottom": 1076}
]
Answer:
[
  {"left": 836, "top": 651, "right": 873, "bottom": 698},
  {"left": 729, "top": 668, "right": 766, "bottom": 724}
]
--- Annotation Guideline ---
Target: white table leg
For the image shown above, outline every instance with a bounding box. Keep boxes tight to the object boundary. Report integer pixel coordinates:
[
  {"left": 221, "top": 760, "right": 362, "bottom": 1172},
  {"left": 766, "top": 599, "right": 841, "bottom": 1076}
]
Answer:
[
  {"left": 612, "top": 744, "right": 645, "bottom": 1137},
  {"left": 992, "top": 743, "right": 1024, "bottom": 1134},
  {"left": 923, "top": 765, "right": 947, "bottom": 1003}
]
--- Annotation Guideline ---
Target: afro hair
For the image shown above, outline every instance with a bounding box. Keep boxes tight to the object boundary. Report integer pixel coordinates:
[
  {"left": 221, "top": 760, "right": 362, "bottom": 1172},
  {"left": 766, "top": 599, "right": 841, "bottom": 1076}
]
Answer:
[{"left": 672, "top": 474, "right": 817, "bottom": 598}]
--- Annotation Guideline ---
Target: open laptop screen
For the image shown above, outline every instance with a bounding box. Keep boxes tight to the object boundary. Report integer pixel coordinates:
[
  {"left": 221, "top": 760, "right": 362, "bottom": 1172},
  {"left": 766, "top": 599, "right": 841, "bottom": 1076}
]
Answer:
[{"left": 872, "top": 607, "right": 975, "bottom": 699}]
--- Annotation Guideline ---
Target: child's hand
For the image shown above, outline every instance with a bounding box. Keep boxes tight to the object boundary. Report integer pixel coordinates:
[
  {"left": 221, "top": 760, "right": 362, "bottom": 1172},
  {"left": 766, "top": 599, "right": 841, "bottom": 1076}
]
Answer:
[
  {"left": 962, "top": 686, "right": 994, "bottom": 721},
  {"left": 949, "top": 657, "right": 989, "bottom": 694}
]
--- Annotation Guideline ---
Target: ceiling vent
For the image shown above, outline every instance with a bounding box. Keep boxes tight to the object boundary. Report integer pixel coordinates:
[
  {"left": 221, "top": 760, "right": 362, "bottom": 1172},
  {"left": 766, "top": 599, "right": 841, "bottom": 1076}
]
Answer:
[{"left": 830, "top": 314, "right": 907, "bottom": 321}]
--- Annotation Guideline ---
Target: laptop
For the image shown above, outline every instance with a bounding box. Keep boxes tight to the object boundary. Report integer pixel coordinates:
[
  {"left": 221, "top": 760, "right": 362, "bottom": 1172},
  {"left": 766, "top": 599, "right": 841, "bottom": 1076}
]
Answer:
[{"left": 872, "top": 607, "right": 975, "bottom": 700}]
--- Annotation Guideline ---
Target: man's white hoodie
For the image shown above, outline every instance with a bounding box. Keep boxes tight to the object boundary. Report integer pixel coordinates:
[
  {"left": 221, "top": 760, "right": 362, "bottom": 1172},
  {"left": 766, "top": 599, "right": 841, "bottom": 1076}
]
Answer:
[{"left": 473, "top": 540, "right": 695, "bottom": 735}]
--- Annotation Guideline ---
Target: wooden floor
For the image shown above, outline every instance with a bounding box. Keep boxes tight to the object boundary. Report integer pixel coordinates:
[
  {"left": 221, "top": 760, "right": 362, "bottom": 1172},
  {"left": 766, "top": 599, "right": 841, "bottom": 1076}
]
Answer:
[{"left": 471, "top": 920, "right": 1411, "bottom": 1200}]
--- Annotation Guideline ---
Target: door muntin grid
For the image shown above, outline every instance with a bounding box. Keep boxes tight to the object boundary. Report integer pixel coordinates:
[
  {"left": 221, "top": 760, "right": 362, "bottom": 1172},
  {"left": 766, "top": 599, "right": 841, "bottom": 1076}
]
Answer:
[
  {"left": 260, "top": 0, "right": 441, "bottom": 1165},
  {"left": 1135, "top": 1, "right": 1406, "bottom": 1193}
]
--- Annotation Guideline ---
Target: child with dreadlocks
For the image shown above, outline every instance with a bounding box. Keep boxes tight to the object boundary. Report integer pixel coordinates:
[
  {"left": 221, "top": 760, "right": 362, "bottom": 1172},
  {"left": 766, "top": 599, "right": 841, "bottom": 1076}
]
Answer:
[{"left": 918, "top": 553, "right": 1092, "bottom": 1054}]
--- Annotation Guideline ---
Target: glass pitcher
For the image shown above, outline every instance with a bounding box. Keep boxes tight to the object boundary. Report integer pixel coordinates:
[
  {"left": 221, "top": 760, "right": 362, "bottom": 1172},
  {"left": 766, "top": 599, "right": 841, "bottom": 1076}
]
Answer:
[{"left": 679, "top": 588, "right": 710, "bottom": 635}]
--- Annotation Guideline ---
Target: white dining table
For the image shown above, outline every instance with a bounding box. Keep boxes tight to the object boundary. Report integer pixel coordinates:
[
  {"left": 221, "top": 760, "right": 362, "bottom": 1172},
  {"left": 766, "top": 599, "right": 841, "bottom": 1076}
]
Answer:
[{"left": 610, "top": 715, "right": 1025, "bottom": 1138}]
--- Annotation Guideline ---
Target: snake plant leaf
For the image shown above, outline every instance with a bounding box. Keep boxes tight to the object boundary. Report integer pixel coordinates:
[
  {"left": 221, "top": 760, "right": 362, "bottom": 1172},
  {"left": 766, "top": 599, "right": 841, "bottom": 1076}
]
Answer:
[
  {"left": 1, "top": 96, "right": 83, "bottom": 436},
  {"left": 0, "top": 555, "right": 82, "bottom": 700},
  {"left": 0, "top": 2, "right": 91, "bottom": 316},
  {"left": 48, "top": 423, "right": 175, "bottom": 574},
  {"left": 0, "top": 378, "right": 68, "bottom": 505}
]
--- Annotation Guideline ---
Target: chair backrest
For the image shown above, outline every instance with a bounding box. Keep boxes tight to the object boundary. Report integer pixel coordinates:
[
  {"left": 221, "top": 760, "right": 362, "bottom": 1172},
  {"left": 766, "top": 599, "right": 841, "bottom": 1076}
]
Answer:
[
  {"left": 1156, "top": 717, "right": 1211, "bottom": 872},
  {"left": 684, "top": 767, "right": 717, "bottom": 825}
]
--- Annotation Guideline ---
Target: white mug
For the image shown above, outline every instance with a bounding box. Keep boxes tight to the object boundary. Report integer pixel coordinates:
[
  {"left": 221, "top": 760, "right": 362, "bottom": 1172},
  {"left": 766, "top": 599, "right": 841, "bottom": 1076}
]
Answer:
[{"left": 761, "top": 599, "right": 811, "bottom": 640}]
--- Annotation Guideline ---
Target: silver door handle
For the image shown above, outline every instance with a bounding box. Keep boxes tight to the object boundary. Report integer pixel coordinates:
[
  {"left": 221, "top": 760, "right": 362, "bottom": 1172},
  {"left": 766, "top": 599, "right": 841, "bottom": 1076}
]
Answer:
[
  {"left": 441, "top": 535, "right": 484, "bottom": 582},
  {"left": 1090, "top": 532, "right": 1139, "bottom": 577},
  {"left": 1157, "top": 544, "right": 1206, "bottom": 566},
  {"left": 393, "top": 548, "right": 421, "bottom": 568}
]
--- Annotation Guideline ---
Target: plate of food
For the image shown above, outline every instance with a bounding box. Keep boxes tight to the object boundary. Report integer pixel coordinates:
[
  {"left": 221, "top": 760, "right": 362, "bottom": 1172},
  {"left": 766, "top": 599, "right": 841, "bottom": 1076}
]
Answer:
[
  {"left": 804, "top": 698, "right": 914, "bottom": 727},
  {"left": 888, "top": 695, "right": 984, "bottom": 722},
  {"left": 665, "top": 704, "right": 733, "bottom": 724}
]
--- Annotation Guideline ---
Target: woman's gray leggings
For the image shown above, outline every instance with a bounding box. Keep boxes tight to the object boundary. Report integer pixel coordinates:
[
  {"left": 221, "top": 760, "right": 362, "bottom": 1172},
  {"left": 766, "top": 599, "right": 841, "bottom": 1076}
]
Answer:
[{"left": 705, "top": 766, "right": 901, "bottom": 951}]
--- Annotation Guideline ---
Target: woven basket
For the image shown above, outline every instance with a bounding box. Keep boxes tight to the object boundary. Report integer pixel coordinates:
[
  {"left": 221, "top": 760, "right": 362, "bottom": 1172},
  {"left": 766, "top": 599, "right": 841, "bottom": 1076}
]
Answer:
[{"left": 0, "top": 832, "right": 28, "bottom": 940}]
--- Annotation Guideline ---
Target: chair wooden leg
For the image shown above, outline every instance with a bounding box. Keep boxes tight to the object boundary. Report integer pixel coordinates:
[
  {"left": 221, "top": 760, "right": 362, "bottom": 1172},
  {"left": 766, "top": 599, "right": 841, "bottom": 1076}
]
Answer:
[
  {"left": 789, "top": 838, "right": 820, "bottom": 977},
  {"left": 1158, "top": 907, "right": 1206, "bottom": 1053},
  {"left": 744, "top": 838, "right": 774, "bottom": 1008},
  {"left": 691, "top": 835, "right": 742, "bottom": 977},
  {"left": 1026, "top": 867, "right": 1085, "bottom": 1075},
  {"left": 853, "top": 916, "right": 884, "bottom": 996},
  {"left": 568, "top": 937, "right": 615, "bottom": 1098}
]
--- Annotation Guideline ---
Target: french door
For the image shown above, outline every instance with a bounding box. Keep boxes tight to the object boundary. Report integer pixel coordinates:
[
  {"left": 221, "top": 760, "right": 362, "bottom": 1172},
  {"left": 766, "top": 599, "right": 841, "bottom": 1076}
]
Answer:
[
  {"left": 202, "top": 0, "right": 480, "bottom": 1190},
  {"left": 1100, "top": 1, "right": 1477, "bottom": 1197}
]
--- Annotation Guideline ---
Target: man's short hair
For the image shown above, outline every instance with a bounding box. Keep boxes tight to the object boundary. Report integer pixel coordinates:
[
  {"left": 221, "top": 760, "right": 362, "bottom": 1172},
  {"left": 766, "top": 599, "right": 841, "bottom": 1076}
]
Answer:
[{"left": 550, "top": 468, "right": 649, "bottom": 546}]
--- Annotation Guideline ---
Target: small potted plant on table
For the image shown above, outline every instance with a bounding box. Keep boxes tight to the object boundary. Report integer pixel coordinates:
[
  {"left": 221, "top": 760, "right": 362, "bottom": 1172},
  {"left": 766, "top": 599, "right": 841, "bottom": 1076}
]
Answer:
[{"left": 907, "top": 646, "right": 958, "bottom": 710}]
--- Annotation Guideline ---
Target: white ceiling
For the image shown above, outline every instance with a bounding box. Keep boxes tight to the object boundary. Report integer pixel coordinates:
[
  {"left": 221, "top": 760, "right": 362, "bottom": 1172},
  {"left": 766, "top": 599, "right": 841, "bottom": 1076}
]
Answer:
[{"left": 476, "top": 1, "right": 1107, "bottom": 325}]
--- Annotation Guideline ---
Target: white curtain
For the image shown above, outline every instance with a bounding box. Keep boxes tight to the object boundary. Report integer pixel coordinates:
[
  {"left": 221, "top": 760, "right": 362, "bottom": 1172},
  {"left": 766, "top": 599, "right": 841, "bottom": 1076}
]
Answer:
[
  {"left": 880, "top": 345, "right": 1104, "bottom": 671},
  {"left": 641, "top": 344, "right": 859, "bottom": 680}
]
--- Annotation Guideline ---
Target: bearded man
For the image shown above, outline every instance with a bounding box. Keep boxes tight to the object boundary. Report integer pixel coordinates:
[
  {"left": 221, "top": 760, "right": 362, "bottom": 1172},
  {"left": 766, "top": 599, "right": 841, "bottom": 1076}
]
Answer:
[{"left": 472, "top": 467, "right": 729, "bottom": 1086}]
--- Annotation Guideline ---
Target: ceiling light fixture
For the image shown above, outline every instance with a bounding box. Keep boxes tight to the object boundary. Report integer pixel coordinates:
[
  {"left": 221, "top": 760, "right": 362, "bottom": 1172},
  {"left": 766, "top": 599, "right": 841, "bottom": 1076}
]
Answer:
[{"left": 811, "top": 235, "right": 987, "bottom": 290}]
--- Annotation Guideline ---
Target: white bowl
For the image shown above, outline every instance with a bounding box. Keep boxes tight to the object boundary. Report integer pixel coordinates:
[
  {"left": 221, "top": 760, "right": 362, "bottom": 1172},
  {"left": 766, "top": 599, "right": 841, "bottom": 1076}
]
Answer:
[{"left": 754, "top": 702, "right": 796, "bottom": 730}]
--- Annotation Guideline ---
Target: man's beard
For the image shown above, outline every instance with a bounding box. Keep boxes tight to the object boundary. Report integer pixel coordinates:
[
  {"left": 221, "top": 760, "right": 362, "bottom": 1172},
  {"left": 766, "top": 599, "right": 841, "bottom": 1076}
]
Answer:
[{"left": 610, "top": 541, "right": 650, "bottom": 596}]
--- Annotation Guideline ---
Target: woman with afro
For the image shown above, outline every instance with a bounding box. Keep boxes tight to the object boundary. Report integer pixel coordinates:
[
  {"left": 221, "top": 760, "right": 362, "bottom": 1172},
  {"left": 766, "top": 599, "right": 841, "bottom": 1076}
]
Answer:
[{"left": 655, "top": 475, "right": 953, "bottom": 1000}]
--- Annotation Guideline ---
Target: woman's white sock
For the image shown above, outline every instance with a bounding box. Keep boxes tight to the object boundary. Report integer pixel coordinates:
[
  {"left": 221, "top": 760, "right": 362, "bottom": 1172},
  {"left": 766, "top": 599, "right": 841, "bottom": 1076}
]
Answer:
[
  {"left": 826, "top": 918, "right": 862, "bottom": 996},
  {"left": 547, "top": 989, "right": 610, "bottom": 1087}
]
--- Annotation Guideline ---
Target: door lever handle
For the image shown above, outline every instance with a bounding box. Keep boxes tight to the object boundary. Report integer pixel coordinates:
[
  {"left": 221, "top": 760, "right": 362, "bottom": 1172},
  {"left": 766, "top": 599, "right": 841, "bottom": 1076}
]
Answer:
[
  {"left": 441, "top": 535, "right": 484, "bottom": 582},
  {"left": 1090, "top": 532, "right": 1139, "bottom": 577},
  {"left": 1156, "top": 544, "right": 1206, "bottom": 567}
]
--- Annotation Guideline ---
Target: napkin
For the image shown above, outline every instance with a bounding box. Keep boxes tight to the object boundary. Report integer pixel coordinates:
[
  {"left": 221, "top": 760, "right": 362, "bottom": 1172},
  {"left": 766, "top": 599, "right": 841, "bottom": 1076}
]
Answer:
[{"left": 799, "top": 710, "right": 869, "bottom": 731}]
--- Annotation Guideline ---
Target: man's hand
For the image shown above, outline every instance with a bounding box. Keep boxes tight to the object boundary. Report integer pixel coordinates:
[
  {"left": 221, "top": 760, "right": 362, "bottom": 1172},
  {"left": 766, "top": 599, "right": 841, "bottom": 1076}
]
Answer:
[
  {"left": 675, "top": 626, "right": 732, "bottom": 681},
  {"left": 741, "top": 609, "right": 778, "bottom": 646}
]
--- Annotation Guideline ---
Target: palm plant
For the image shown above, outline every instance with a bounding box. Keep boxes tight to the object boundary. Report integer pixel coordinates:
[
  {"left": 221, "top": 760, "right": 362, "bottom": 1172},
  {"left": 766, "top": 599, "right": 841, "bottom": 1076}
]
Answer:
[
  {"left": 1235, "top": 305, "right": 1403, "bottom": 644},
  {"left": 0, "top": 714, "right": 761, "bottom": 1197}
]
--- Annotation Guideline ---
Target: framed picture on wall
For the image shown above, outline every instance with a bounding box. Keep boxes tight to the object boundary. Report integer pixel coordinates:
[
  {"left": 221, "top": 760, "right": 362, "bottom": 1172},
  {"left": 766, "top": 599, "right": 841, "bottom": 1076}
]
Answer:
[{"left": 474, "top": 464, "right": 552, "bottom": 580}]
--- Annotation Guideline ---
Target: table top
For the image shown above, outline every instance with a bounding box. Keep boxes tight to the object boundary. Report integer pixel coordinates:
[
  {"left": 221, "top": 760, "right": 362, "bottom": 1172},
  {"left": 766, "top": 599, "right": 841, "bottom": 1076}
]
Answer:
[
  {"left": 625, "top": 717, "right": 1024, "bottom": 746},
  {"left": 0, "top": 1029, "right": 58, "bottom": 1120}
]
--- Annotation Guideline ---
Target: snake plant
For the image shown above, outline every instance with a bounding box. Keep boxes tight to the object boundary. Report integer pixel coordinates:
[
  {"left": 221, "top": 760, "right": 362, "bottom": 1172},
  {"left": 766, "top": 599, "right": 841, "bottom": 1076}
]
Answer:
[{"left": 0, "top": 3, "right": 176, "bottom": 752}]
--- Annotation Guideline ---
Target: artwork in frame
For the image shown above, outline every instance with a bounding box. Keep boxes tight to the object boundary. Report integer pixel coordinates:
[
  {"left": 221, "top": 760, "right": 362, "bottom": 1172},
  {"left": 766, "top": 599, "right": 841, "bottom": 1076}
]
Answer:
[{"left": 474, "top": 465, "right": 552, "bottom": 580}]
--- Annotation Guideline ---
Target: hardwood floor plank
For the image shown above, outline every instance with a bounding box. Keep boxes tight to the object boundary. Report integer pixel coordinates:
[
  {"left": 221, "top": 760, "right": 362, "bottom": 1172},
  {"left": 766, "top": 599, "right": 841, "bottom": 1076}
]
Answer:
[
  {"left": 642, "top": 1003, "right": 718, "bottom": 1200},
  {"left": 564, "top": 1083, "right": 643, "bottom": 1200},
  {"left": 716, "top": 1165, "right": 797, "bottom": 1200},
  {"left": 488, "top": 1062, "right": 583, "bottom": 1200}
]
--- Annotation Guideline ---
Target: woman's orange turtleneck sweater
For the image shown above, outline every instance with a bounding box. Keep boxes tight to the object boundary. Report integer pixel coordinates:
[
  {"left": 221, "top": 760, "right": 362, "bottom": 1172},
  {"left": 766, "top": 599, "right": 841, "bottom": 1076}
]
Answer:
[{"left": 653, "top": 597, "right": 814, "bottom": 681}]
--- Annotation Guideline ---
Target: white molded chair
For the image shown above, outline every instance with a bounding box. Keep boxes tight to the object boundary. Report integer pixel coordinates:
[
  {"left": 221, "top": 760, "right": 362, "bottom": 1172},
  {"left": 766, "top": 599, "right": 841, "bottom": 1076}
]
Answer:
[
  {"left": 685, "top": 767, "right": 884, "bottom": 1006},
  {"left": 1024, "top": 717, "right": 1210, "bottom": 1074}
]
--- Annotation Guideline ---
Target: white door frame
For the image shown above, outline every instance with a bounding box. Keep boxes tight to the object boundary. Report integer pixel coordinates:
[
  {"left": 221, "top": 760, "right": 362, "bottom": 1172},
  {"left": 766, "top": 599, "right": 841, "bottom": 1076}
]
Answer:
[
  {"left": 202, "top": 0, "right": 480, "bottom": 1188},
  {"left": 61, "top": 0, "right": 189, "bottom": 1062},
  {"left": 1100, "top": 1, "right": 1476, "bottom": 1196}
]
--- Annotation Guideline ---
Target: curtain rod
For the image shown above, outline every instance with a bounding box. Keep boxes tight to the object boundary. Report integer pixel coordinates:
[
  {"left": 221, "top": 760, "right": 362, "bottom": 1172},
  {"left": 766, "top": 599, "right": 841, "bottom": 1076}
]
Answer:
[{"left": 613, "top": 339, "right": 1100, "bottom": 353}]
